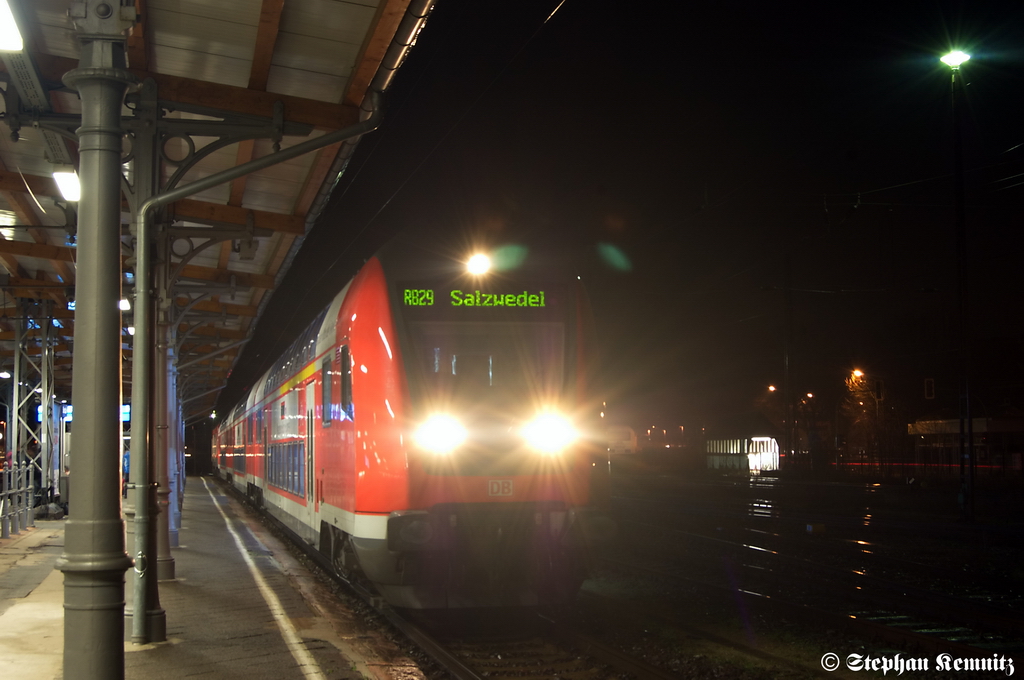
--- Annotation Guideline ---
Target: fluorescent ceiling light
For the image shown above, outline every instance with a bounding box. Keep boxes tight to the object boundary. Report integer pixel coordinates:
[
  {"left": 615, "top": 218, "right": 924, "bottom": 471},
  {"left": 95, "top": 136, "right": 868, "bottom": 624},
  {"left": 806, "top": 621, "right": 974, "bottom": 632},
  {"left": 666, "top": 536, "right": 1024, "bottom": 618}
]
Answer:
[
  {"left": 0, "top": 0, "right": 23, "bottom": 52},
  {"left": 53, "top": 168, "right": 81, "bottom": 202}
]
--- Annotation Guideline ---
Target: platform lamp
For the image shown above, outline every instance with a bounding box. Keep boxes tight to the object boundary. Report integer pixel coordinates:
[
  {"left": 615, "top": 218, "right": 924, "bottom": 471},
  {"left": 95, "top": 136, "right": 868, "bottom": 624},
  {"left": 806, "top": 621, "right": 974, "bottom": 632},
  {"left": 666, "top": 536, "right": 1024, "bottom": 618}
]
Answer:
[
  {"left": 0, "top": 0, "right": 24, "bottom": 52},
  {"left": 941, "top": 49, "right": 973, "bottom": 520},
  {"left": 53, "top": 166, "right": 82, "bottom": 203}
]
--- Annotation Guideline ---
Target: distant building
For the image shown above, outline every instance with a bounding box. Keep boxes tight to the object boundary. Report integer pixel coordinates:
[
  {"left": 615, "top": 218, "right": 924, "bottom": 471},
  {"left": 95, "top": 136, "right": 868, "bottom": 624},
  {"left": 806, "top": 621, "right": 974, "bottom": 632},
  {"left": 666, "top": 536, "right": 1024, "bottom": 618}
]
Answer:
[
  {"left": 705, "top": 412, "right": 782, "bottom": 474},
  {"left": 907, "top": 416, "right": 1024, "bottom": 475},
  {"left": 606, "top": 426, "right": 637, "bottom": 455},
  {"left": 706, "top": 436, "right": 779, "bottom": 473}
]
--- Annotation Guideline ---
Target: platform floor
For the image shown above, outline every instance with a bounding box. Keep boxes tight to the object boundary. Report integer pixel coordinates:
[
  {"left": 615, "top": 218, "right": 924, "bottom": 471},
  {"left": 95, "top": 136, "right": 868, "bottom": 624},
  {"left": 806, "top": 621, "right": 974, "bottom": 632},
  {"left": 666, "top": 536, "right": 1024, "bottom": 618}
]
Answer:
[{"left": 0, "top": 476, "right": 423, "bottom": 680}]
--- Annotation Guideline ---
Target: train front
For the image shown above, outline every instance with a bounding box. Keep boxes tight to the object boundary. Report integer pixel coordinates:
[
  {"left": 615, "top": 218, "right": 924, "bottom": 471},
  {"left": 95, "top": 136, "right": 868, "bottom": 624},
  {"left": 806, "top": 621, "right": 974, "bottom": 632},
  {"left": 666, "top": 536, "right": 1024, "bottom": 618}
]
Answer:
[{"left": 378, "top": 244, "right": 609, "bottom": 608}]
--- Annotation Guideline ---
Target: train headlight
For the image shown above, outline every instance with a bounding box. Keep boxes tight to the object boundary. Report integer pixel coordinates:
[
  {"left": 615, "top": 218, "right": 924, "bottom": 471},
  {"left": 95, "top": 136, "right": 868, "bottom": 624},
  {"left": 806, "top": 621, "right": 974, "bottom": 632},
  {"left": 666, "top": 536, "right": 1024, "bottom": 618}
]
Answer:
[
  {"left": 521, "top": 413, "right": 577, "bottom": 455},
  {"left": 414, "top": 414, "right": 467, "bottom": 454}
]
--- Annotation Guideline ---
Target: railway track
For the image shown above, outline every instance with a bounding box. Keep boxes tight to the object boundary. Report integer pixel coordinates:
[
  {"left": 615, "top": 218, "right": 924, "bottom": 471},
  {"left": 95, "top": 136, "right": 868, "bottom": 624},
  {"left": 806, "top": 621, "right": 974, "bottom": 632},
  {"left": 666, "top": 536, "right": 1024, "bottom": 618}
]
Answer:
[
  {"left": 602, "top": 519, "right": 1023, "bottom": 659},
  {"left": 222, "top": 475, "right": 1022, "bottom": 679},
  {"left": 612, "top": 479, "right": 1024, "bottom": 552},
  {"left": 224, "top": 477, "right": 682, "bottom": 679},
  {"left": 670, "top": 524, "right": 1017, "bottom": 634},
  {"left": 404, "top": 612, "right": 684, "bottom": 680},
  {"left": 571, "top": 589, "right": 836, "bottom": 679},
  {"left": 312, "top": 551, "right": 688, "bottom": 679},
  {"left": 344, "top": 568, "right": 690, "bottom": 679}
]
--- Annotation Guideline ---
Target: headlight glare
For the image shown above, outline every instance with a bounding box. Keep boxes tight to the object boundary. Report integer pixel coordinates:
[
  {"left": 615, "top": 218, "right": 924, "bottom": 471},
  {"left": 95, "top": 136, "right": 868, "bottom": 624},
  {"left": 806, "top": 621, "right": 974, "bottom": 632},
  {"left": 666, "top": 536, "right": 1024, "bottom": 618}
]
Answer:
[
  {"left": 414, "top": 414, "right": 466, "bottom": 454},
  {"left": 522, "top": 413, "right": 577, "bottom": 454}
]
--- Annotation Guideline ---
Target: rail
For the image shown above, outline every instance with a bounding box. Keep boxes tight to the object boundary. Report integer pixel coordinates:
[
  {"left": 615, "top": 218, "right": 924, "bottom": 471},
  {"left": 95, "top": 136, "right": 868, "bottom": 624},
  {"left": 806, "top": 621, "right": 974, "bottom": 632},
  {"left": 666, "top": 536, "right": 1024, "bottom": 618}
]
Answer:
[{"left": 1, "top": 463, "right": 33, "bottom": 538}]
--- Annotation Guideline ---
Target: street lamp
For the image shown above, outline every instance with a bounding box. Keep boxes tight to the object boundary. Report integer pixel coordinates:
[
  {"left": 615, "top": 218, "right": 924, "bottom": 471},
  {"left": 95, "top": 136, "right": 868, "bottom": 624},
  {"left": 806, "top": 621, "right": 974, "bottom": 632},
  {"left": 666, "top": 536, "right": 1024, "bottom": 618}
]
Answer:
[
  {"left": 942, "top": 49, "right": 973, "bottom": 520},
  {"left": 940, "top": 50, "right": 970, "bottom": 69}
]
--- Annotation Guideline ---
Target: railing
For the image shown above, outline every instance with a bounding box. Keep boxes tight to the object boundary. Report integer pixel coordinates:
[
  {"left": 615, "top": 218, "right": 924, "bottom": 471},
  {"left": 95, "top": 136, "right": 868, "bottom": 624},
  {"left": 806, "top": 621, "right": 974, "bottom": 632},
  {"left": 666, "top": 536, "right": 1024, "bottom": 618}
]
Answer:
[{"left": 1, "top": 463, "right": 33, "bottom": 539}]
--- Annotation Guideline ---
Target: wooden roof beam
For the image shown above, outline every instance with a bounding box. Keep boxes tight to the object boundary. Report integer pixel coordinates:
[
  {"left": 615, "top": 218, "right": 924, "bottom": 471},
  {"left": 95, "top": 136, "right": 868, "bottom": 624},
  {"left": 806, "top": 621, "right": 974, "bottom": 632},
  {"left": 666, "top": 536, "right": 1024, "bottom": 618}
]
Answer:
[
  {"left": 19, "top": 54, "right": 361, "bottom": 131},
  {"left": 0, "top": 171, "right": 306, "bottom": 235},
  {"left": 175, "top": 298, "right": 258, "bottom": 318}
]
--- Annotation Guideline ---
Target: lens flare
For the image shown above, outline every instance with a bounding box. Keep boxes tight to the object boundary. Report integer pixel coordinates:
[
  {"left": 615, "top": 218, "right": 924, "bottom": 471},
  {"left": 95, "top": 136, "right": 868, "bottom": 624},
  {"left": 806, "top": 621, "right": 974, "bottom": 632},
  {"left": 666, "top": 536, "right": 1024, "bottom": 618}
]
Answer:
[
  {"left": 522, "top": 413, "right": 577, "bottom": 454},
  {"left": 467, "top": 253, "right": 491, "bottom": 275},
  {"left": 597, "top": 243, "right": 632, "bottom": 271},
  {"left": 414, "top": 414, "right": 466, "bottom": 454}
]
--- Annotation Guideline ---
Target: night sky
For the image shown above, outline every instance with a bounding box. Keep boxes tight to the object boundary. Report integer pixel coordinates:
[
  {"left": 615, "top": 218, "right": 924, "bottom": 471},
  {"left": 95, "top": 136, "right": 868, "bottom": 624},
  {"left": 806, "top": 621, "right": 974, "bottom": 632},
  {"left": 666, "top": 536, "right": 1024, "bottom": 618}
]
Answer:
[{"left": 217, "top": 0, "right": 1024, "bottom": 430}]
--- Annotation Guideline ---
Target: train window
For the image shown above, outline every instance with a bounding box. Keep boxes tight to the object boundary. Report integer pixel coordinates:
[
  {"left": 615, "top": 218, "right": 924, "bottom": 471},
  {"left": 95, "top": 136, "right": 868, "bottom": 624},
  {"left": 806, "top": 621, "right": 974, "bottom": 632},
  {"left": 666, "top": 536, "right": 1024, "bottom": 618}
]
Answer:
[
  {"left": 340, "top": 345, "right": 353, "bottom": 418},
  {"left": 266, "top": 438, "right": 305, "bottom": 496},
  {"left": 271, "top": 392, "right": 299, "bottom": 440},
  {"left": 406, "top": 321, "right": 564, "bottom": 407},
  {"left": 452, "top": 353, "right": 493, "bottom": 386},
  {"left": 321, "top": 357, "right": 332, "bottom": 425}
]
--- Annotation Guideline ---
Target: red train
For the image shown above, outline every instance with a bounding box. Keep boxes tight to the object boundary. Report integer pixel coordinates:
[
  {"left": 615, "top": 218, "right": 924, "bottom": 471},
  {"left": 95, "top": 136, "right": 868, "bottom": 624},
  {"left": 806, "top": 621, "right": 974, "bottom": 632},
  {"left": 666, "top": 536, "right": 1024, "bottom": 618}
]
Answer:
[{"left": 213, "top": 235, "right": 611, "bottom": 608}]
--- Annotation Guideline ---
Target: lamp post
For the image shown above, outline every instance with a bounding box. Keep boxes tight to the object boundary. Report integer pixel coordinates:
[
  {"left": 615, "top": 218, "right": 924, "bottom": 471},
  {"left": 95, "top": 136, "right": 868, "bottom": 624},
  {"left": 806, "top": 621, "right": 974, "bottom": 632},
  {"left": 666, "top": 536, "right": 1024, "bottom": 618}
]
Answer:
[
  {"left": 941, "top": 50, "right": 973, "bottom": 521},
  {"left": 845, "top": 368, "right": 885, "bottom": 472}
]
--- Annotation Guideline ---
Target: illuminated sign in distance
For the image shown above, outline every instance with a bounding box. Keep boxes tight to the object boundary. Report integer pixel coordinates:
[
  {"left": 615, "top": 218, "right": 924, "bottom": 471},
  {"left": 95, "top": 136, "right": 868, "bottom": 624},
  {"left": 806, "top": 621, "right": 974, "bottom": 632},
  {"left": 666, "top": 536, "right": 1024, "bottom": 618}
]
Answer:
[{"left": 37, "top": 404, "right": 131, "bottom": 422}]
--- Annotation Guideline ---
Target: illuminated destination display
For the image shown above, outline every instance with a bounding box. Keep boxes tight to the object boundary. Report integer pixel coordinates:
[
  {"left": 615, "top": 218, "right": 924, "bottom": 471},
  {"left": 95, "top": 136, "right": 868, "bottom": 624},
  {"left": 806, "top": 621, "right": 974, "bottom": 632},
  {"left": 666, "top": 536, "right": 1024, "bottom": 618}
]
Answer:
[
  {"left": 451, "top": 289, "right": 546, "bottom": 307},
  {"left": 403, "top": 288, "right": 547, "bottom": 308},
  {"left": 404, "top": 288, "right": 434, "bottom": 306}
]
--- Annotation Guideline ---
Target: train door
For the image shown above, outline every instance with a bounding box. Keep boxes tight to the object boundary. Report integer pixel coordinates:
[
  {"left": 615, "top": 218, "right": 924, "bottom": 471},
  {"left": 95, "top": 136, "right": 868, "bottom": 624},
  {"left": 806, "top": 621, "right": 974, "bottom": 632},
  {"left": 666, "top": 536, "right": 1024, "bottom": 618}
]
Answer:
[{"left": 305, "top": 381, "right": 316, "bottom": 521}]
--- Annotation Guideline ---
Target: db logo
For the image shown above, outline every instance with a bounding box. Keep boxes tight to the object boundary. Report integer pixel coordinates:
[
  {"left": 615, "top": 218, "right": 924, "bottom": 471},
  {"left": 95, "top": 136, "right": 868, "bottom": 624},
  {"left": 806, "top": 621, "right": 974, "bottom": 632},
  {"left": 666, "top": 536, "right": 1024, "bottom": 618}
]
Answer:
[{"left": 488, "top": 480, "right": 513, "bottom": 496}]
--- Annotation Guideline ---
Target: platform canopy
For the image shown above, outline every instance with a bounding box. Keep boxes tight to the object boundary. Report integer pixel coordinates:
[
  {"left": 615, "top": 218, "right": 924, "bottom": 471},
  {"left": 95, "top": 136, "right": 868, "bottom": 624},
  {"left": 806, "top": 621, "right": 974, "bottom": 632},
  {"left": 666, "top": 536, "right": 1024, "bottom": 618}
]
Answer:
[{"left": 0, "top": 0, "right": 429, "bottom": 423}]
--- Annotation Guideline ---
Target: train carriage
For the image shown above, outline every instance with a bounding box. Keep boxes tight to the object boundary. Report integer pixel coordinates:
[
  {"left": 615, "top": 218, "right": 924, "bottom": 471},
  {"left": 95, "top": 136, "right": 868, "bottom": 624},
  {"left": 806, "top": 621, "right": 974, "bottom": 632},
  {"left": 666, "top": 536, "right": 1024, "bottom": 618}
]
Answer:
[{"left": 214, "top": 234, "right": 609, "bottom": 608}]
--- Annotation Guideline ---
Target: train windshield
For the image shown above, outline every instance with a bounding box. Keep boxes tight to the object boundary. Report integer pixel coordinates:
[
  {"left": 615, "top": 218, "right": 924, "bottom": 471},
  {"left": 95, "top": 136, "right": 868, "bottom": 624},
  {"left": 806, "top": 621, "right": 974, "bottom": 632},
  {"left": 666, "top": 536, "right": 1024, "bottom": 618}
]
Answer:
[{"left": 405, "top": 321, "right": 565, "bottom": 414}]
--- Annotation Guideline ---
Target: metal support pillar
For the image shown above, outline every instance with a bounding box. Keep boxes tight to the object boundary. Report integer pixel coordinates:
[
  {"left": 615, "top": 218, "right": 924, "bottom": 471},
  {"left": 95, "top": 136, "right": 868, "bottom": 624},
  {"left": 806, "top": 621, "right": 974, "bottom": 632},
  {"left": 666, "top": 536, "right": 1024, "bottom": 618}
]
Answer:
[
  {"left": 57, "top": 3, "right": 136, "bottom": 678},
  {"left": 154, "top": 243, "right": 175, "bottom": 577},
  {"left": 128, "top": 86, "right": 381, "bottom": 583},
  {"left": 13, "top": 309, "right": 43, "bottom": 526},
  {"left": 126, "top": 78, "right": 165, "bottom": 642},
  {"left": 11, "top": 316, "right": 25, "bottom": 525},
  {"left": 39, "top": 301, "right": 54, "bottom": 508},
  {"left": 4, "top": 379, "right": 18, "bottom": 536},
  {"left": 950, "top": 63, "right": 974, "bottom": 521},
  {"left": 169, "top": 350, "right": 183, "bottom": 544}
]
